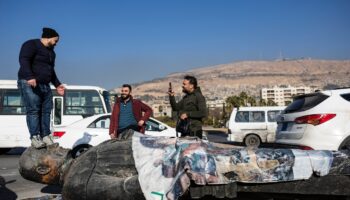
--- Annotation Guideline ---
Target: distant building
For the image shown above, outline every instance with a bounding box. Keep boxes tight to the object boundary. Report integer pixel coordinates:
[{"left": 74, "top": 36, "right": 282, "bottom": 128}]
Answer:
[
  {"left": 207, "top": 99, "right": 225, "bottom": 108},
  {"left": 261, "top": 85, "right": 318, "bottom": 106},
  {"left": 109, "top": 92, "right": 119, "bottom": 105},
  {"left": 151, "top": 103, "right": 172, "bottom": 118},
  {"left": 151, "top": 99, "right": 226, "bottom": 118}
]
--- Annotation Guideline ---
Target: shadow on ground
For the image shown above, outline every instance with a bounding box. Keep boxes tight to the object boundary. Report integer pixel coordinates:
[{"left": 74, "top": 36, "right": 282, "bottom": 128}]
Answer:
[
  {"left": 7, "top": 147, "right": 27, "bottom": 155},
  {"left": 0, "top": 176, "right": 17, "bottom": 200},
  {"left": 41, "top": 185, "right": 62, "bottom": 194}
]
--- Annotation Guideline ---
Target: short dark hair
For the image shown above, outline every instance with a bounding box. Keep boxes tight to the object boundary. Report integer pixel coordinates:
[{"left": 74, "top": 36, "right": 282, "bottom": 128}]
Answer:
[
  {"left": 184, "top": 75, "right": 198, "bottom": 88},
  {"left": 122, "top": 84, "right": 132, "bottom": 91}
]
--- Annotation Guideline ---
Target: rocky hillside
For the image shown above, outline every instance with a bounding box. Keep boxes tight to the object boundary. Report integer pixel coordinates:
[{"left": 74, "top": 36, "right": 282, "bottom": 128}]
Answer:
[{"left": 111, "top": 59, "right": 350, "bottom": 101}]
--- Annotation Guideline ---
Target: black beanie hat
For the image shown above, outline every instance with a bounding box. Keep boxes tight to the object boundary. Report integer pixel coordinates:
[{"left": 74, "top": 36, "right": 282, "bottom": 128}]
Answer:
[{"left": 42, "top": 27, "right": 59, "bottom": 38}]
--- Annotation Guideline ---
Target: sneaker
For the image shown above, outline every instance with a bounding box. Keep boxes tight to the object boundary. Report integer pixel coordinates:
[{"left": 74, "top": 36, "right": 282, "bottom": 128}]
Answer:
[
  {"left": 31, "top": 135, "right": 46, "bottom": 149},
  {"left": 42, "top": 135, "right": 55, "bottom": 146}
]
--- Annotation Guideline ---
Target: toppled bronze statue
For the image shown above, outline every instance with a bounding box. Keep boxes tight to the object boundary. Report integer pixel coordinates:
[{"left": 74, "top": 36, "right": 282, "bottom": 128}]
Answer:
[
  {"left": 20, "top": 137, "right": 143, "bottom": 200},
  {"left": 19, "top": 132, "right": 350, "bottom": 200}
]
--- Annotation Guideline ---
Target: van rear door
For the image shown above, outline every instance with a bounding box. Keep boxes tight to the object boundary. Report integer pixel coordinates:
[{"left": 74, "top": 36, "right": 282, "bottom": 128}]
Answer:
[{"left": 266, "top": 110, "right": 282, "bottom": 142}]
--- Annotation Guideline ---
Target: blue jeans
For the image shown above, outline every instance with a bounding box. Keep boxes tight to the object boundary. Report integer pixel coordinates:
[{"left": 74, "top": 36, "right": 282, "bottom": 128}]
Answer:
[{"left": 17, "top": 79, "right": 53, "bottom": 139}]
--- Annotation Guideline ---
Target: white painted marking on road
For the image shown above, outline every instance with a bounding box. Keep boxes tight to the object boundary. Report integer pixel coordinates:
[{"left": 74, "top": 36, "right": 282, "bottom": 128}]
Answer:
[{"left": 1, "top": 172, "right": 18, "bottom": 177}]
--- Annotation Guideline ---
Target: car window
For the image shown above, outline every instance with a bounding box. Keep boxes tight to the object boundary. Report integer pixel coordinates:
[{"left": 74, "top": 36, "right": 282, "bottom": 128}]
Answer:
[
  {"left": 145, "top": 119, "right": 167, "bottom": 132},
  {"left": 341, "top": 93, "right": 350, "bottom": 102},
  {"left": 267, "top": 110, "right": 282, "bottom": 122},
  {"left": 235, "top": 111, "right": 265, "bottom": 123},
  {"left": 284, "top": 93, "right": 329, "bottom": 114},
  {"left": 88, "top": 116, "right": 110, "bottom": 129},
  {"left": 250, "top": 111, "right": 265, "bottom": 122},
  {"left": 0, "top": 89, "right": 26, "bottom": 115},
  {"left": 235, "top": 111, "right": 249, "bottom": 122},
  {"left": 64, "top": 90, "right": 104, "bottom": 115}
]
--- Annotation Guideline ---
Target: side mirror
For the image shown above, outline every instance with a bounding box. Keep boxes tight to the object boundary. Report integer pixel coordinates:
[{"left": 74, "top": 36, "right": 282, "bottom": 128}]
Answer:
[{"left": 159, "top": 125, "right": 166, "bottom": 131}]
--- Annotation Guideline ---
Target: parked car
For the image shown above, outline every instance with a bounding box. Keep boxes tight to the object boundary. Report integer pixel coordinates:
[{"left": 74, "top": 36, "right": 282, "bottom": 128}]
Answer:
[
  {"left": 53, "top": 113, "right": 177, "bottom": 157},
  {"left": 227, "top": 106, "right": 286, "bottom": 147},
  {"left": 275, "top": 88, "right": 350, "bottom": 150}
]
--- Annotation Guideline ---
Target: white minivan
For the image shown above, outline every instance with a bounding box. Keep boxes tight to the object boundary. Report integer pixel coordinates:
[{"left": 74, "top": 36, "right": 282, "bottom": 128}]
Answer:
[
  {"left": 227, "top": 106, "right": 286, "bottom": 147},
  {"left": 0, "top": 80, "right": 111, "bottom": 154}
]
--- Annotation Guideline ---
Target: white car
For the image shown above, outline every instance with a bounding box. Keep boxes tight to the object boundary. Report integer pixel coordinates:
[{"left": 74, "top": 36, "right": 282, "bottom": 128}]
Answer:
[
  {"left": 275, "top": 88, "right": 350, "bottom": 150},
  {"left": 227, "top": 106, "right": 285, "bottom": 147},
  {"left": 53, "top": 113, "right": 177, "bottom": 157}
]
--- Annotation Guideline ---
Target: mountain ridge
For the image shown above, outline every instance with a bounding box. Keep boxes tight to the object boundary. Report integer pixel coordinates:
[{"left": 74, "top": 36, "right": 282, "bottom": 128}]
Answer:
[{"left": 111, "top": 59, "right": 350, "bottom": 101}]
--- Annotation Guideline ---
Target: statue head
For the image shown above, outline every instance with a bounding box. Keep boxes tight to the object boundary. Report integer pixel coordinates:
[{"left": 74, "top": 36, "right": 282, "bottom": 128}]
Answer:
[{"left": 19, "top": 144, "right": 72, "bottom": 185}]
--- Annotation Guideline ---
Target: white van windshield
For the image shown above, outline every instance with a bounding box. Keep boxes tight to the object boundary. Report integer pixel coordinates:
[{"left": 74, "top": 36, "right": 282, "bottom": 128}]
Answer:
[{"left": 64, "top": 90, "right": 105, "bottom": 115}]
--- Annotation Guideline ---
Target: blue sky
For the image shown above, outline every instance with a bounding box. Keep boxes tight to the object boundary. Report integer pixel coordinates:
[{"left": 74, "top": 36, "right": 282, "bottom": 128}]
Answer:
[{"left": 0, "top": 0, "right": 349, "bottom": 89}]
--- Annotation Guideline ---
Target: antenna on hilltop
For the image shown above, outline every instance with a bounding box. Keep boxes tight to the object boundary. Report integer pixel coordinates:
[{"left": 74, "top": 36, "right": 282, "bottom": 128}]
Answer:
[{"left": 279, "top": 50, "right": 283, "bottom": 60}]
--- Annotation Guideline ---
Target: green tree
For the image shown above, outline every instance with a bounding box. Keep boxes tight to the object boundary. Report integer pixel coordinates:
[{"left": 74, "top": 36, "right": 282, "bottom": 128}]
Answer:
[
  {"left": 226, "top": 95, "right": 244, "bottom": 108},
  {"left": 247, "top": 96, "right": 257, "bottom": 106},
  {"left": 155, "top": 116, "right": 176, "bottom": 128},
  {"left": 258, "top": 99, "right": 267, "bottom": 106},
  {"left": 226, "top": 92, "right": 277, "bottom": 108},
  {"left": 239, "top": 92, "right": 248, "bottom": 105},
  {"left": 267, "top": 99, "right": 278, "bottom": 106},
  {"left": 203, "top": 116, "right": 214, "bottom": 126}
]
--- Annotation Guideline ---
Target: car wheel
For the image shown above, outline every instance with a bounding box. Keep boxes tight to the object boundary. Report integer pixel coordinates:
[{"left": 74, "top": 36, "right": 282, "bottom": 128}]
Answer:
[
  {"left": 244, "top": 134, "right": 261, "bottom": 148},
  {"left": 339, "top": 139, "right": 350, "bottom": 150},
  {"left": 72, "top": 145, "right": 91, "bottom": 158},
  {"left": 0, "top": 148, "right": 11, "bottom": 154}
]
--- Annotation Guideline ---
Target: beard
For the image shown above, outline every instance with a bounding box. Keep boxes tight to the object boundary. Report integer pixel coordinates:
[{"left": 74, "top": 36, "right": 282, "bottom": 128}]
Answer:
[
  {"left": 121, "top": 94, "right": 130, "bottom": 100},
  {"left": 48, "top": 41, "right": 57, "bottom": 49},
  {"left": 182, "top": 87, "right": 189, "bottom": 94},
  {"left": 47, "top": 44, "right": 55, "bottom": 50}
]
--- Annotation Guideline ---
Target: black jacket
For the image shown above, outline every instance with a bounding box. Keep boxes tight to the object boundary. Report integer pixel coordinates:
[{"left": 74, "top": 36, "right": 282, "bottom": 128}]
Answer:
[
  {"left": 169, "top": 87, "right": 207, "bottom": 133},
  {"left": 18, "top": 39, "right": 61, "bottom": 87}
]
